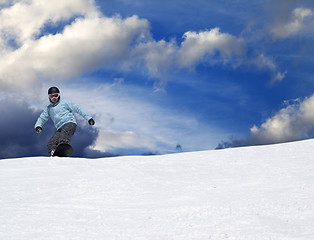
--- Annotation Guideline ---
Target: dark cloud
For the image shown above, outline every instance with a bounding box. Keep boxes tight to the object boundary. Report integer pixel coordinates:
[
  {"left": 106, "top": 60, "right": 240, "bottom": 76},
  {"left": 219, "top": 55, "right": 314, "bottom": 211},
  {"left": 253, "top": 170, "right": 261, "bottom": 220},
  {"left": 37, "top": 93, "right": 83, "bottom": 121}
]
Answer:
[
  {"left": 216, "top": 137, "right": 248, "bottom": 150},
  {"left": 0, "top": 99, "right": 47, "bottom": 158},
  {"left": 216, "top": 130, "right": 314, "bottom": 150},
  {"left": 215, "top": 136, "right": 278, "bottom": 150},
  {"left": 215, "top": 135, "right": 279, "bottom": 150},
  {"left": 0, "top": 99, "right": 113, "bottom": 159}
]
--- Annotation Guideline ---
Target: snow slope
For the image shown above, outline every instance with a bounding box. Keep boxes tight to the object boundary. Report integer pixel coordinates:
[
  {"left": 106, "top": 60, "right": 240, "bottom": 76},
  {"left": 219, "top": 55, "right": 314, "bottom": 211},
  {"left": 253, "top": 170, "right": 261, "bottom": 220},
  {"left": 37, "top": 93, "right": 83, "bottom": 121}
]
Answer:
[{"left": 1, "top": 140, "right": 314, "bottom": 240}]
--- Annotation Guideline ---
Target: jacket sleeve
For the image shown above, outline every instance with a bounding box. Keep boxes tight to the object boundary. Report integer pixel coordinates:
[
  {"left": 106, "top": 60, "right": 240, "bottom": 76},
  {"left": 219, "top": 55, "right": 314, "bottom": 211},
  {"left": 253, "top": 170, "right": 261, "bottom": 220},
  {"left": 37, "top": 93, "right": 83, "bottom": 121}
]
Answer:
[
  {"left": 34, "top": 107, "right": 50, "bottom": 129},
  {"left": 67, "top": 101, "right": 92, "bottom": 121}
]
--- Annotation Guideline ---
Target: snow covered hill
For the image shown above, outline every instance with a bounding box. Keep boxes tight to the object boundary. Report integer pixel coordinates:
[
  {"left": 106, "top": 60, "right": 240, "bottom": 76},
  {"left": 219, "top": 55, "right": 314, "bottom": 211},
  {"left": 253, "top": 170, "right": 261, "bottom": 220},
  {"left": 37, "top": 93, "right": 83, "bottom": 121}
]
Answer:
[{"left": 1, "top": 140, "right": 314, "bottom": 240}]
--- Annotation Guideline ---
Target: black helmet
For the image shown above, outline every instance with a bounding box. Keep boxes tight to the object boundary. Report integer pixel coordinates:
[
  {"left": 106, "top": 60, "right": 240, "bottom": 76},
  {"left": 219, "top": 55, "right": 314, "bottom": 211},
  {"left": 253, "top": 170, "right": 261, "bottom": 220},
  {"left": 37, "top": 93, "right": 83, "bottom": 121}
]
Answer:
[{"left": 48, "top": 87, "right": 60, "bottom": 95}]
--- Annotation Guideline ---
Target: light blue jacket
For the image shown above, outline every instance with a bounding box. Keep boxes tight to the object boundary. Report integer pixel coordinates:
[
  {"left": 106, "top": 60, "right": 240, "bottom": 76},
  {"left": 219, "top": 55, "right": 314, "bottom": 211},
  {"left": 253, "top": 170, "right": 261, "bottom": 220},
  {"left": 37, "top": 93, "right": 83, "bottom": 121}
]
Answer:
[{"left": 35, "top": 98, "right": 92, "bottom": 130}]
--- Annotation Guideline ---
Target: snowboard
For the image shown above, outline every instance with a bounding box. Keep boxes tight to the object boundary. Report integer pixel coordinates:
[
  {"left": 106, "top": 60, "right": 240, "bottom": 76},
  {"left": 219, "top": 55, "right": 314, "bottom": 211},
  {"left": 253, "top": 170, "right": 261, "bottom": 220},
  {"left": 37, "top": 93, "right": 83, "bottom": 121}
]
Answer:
[{"left": 53, "top": 143, "right": 73, "bottom": 157}]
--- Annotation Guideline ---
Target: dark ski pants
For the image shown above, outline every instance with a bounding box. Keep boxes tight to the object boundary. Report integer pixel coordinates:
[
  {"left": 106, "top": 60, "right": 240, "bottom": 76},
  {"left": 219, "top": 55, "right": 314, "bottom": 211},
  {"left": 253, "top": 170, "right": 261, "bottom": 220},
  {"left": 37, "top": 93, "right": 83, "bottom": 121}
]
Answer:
[{"left": 47, "top": 122, "right": 77, "bottom": 155}]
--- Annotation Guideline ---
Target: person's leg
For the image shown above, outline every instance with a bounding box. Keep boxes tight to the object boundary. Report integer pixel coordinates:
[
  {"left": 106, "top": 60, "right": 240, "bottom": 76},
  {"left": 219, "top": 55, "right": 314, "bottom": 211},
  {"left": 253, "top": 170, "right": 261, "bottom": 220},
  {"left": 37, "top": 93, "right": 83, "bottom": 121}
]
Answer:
[
  {"left": 58, "top": 122, "right": 77, "bottom": 145},
  {"left": 47, "top": 131, "right": 61, "bottom": 156},
  {"left": 47, "top": 123, "right": 77, "bottom": 156}
]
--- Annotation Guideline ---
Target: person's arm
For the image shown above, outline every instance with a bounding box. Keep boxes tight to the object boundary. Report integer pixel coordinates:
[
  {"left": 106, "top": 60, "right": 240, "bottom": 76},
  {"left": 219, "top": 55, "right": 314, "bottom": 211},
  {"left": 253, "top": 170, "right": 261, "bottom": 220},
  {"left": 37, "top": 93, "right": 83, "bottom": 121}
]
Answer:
[
  {"left": 67, "top": 101, "right": 95, "bottom": 125},
  {"left": 34, "top": 107, "right": 50, "bottom": 133}
]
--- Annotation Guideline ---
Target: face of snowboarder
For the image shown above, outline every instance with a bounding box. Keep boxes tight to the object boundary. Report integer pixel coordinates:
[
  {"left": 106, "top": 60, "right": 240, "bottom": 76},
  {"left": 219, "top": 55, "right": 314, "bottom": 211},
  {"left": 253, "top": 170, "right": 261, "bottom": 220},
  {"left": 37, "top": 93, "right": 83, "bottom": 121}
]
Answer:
[{"left": 49, "top": 93, "right": 60, "bottom": 103}]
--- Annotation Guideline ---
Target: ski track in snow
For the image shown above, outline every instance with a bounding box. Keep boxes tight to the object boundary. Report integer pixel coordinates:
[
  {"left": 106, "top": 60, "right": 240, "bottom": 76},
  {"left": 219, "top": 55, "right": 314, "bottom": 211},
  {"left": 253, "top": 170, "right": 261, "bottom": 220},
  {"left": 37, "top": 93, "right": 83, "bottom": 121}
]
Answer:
[{"left": 1, "top": 140, "right": 314, "bottom": 239}]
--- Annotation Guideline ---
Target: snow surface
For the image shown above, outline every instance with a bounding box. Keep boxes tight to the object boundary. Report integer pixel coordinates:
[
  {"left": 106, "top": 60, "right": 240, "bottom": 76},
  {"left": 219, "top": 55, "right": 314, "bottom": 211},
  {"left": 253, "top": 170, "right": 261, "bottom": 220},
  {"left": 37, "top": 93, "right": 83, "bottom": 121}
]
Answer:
[{"left": 1, "top": 140, "right": 314, "bottom": 240}]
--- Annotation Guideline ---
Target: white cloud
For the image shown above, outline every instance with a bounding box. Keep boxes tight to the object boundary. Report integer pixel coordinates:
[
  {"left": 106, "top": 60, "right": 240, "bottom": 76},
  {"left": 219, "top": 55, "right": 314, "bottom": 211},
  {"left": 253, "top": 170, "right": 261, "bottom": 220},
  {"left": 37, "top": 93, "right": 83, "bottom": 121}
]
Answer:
[
  {"left": 131, "top": 28, "right": 246, "bottom": 77},
  {"left": 92, "top": 130, "right": 155, "bottom": 152},
  {"left": 0, "top": 12, "right": 150, "bottom": 88},
  {"left": 131, "top": 28, "right": 285, "bottom": 84},
  {"left": 32, "top": 15, "right": 149, "bottom": 76},
  {"left": 130, "top": 39, "right": 177, "bottom": 79},
  {"left": 0, "top": 0, "right": 98, "bottom": 44},
  {"left": 178, "top": 28, "right": 245, "bottom": 68},
  {"left": 271, "top": 7, "right": 314, "bottom": 38},
  {"left": 0, "top": 0, "right": 286, "bottom": 90},
  {"left": 249, "top": 94, "right": 314, "bottom": 144},
  {"left": 250, "top": 54, "right": 287, "bottom": 83}
]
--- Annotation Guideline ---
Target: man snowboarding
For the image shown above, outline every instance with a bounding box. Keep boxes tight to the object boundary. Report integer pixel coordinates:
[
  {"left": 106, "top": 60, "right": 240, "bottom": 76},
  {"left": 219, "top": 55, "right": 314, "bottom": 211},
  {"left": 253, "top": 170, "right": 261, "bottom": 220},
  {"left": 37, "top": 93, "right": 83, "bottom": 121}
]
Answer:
[{"left": 34, "top": 87, "right": 95, "bottom": 156}]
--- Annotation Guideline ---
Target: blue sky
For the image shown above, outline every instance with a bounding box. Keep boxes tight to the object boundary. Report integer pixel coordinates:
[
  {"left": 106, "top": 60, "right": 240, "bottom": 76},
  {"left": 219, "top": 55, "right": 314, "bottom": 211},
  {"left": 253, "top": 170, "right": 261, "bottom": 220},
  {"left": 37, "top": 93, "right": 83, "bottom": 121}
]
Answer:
[{"left": 1, "top": 0, "right": 314, "bottom": 158}]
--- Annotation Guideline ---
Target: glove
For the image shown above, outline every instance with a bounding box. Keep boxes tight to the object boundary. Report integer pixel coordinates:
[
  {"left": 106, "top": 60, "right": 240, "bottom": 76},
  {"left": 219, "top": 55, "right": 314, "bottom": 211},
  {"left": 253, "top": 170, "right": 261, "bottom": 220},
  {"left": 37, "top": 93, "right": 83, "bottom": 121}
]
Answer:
[
  {"left": 88, "top": 118, "right": 95, "bottom": 126},
  {"left": 36, "top": 126, "right": 42, "bottom": 134}
]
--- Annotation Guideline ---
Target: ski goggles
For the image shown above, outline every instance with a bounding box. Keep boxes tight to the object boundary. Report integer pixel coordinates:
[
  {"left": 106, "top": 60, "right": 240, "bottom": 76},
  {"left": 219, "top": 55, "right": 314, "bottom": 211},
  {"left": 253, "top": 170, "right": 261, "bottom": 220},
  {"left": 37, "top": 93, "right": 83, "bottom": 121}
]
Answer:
[{"left": 49, "top": 93, "right": 59, "bottom": 99}]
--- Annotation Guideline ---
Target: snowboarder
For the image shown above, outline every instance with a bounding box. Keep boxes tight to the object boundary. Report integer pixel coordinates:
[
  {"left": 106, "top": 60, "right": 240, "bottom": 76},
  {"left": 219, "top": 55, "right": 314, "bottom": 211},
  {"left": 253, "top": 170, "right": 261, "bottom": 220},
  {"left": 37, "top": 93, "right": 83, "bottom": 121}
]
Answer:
[{"left": 34, "top": 87, "right": 95, "bottom": 156}]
